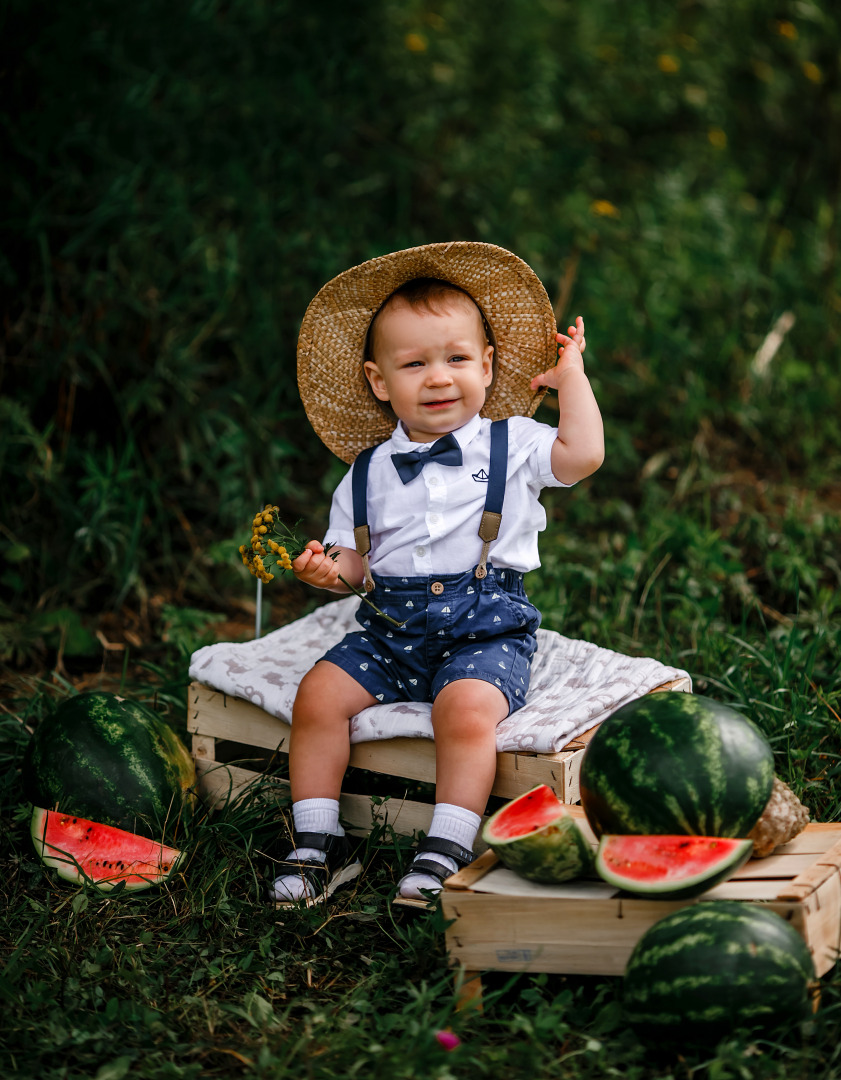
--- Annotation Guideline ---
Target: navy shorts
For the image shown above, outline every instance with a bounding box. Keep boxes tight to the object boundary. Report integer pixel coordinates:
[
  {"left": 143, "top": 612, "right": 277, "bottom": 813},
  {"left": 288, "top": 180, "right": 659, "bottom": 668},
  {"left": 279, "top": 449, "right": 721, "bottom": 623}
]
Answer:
[{"left": 319, "top": 566, "right": 541, "bottom": 716}]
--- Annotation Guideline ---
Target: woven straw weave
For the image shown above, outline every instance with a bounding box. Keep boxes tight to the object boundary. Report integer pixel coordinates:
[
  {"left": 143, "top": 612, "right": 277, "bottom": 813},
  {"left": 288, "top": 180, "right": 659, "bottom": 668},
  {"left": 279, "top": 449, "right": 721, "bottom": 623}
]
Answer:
[{"left": 297, "top": 242, "right": 557, "bottom": 463}]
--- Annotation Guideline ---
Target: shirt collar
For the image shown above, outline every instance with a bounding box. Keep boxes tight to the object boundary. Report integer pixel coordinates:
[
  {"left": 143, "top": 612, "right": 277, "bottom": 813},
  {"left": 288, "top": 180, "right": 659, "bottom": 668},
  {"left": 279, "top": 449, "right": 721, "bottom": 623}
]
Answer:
[{"left": 390, "top": 414, "right": 483, "bottom": 454}]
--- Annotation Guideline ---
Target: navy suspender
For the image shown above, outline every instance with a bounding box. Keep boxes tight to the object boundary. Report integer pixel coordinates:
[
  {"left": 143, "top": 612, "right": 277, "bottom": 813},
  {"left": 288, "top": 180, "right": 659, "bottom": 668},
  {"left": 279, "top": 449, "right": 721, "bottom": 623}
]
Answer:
[
  {"left": 475, "top": 419, "right": 508, "bottom": 578},
  {"left": 351, "top": 419, "right": 508, "bottom": 583},
  {"left": 352, "top": 443, "right": 377, "bottom": 591}
]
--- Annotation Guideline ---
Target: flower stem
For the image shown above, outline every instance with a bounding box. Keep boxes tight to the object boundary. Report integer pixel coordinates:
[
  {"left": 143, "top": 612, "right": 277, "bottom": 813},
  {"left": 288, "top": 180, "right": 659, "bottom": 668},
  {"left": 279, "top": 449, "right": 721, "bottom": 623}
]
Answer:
[{"left": 338, "top": 574, "right": 406, "bottom": 628}]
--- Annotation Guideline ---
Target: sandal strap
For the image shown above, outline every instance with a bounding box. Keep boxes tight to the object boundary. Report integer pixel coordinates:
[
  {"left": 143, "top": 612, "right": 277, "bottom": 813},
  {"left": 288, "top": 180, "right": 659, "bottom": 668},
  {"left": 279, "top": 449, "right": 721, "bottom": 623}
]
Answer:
[
  {"left": 274, "top": 855, "right": 331, "bottom": 894},
  {"left": 403, "top": 838, "right": 475, "bottom": 885},
  {"left": 292, "top": 830, "right": 351, "bottom": 867},
  {"left": 415, "top": 836, "right": 474, "bottom": 867},
  {"left": 408, "top": 858, "right": 454, "bottom": 882}
]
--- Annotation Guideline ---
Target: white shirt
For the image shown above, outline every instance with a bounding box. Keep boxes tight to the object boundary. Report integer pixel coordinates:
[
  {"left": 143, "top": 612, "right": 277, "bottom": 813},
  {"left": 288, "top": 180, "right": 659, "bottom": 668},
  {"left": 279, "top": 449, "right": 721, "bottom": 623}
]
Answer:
[{"left": 324, "top": 414, "right": 571, "bottom": 576}]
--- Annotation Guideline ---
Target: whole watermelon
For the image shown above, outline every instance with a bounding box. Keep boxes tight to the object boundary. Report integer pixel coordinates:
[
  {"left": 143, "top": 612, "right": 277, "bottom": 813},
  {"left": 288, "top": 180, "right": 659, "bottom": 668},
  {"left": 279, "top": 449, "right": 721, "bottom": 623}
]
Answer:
[
  {"left": 580, "top": 693, "right": 774, "bottom": 838},
  {"left": 623, "top": 901, "right": 816, "bottom": 1045},
  {"left": 23, "top": 692, "right": 196, "bottom": 838}
]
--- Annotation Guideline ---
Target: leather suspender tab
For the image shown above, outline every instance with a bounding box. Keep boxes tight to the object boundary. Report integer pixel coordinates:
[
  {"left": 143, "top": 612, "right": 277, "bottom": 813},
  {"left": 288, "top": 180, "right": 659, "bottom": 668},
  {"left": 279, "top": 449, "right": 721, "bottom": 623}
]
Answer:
[
  {"left": 353, "top": 525, "right": 371, "bottom": 556},
  {"left": 478, "top": 510, "right": 502, "bottom": 543}
]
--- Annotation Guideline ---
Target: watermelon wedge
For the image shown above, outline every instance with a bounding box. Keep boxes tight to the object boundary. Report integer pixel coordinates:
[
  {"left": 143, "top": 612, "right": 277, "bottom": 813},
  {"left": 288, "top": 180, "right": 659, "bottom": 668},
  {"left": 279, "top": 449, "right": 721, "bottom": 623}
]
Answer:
[
  {"left": 482, "top": 784, "right": 594, "bottom": 883},
  {"left": 596, "top": 834, "right": 753, "bottom": 899},
  {"left": 31, "top": 807, "right": 183, "bottom": 893}
]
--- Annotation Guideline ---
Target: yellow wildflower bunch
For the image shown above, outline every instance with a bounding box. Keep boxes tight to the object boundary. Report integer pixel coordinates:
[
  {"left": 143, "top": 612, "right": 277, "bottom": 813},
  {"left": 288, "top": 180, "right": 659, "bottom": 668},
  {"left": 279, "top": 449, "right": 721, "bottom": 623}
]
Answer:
[
  {"left": 239, "top": 505, "right": 304, "bottom": 584},
  {"left": 238, "top": 504, "right": 405, "bottom": 627}
]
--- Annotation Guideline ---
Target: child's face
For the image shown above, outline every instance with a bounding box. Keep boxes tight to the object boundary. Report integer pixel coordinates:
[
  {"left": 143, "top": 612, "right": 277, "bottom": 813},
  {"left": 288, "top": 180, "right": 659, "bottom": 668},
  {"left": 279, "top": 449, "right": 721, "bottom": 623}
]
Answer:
[{"left": 363, "top": 295, "right": 494, "bottom": 443}]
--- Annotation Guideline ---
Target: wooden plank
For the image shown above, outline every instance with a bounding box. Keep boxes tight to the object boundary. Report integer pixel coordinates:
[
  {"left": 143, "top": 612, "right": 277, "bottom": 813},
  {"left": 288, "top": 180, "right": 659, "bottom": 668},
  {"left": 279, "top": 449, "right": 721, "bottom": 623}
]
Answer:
[
  {"left": 773, "top": 825, "right": 841, "bottom": 855},
  {"left": 442, "top": 893, "right": 639, "bottom": 976},
  {"left": 189, "top": 684, "right": 292, "bottom": 752},
  {"left": 191, "top": 734, "right": 216, "bottom": 763},
  {"left": 195, "top": 757, "right": 288, "bottom": 807},
  {"left": 776, "top": 839, "right": 841, "bottom": 901},
  {"left": 730, "top": 853, "right": 821, "bottom": 881},
  {"left": 492, "top": 749, "right": 579, "bottom": 802},
  {"left": 446, "top": 850, "right": 499, "bottom": 891},
  {"left": 796, "top": 871, "right": 841, "bottom": 977},
  {"left": 704, "top": 879, "right": 799, "bottom": 901}
]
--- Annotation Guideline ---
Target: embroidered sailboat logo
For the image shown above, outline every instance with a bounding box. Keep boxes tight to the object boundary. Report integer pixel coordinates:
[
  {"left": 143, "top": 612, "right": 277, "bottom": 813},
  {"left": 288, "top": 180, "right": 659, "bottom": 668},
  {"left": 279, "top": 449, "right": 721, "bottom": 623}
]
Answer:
[{"left": 472, "top": 468, "right": 490, "bottom": 483}]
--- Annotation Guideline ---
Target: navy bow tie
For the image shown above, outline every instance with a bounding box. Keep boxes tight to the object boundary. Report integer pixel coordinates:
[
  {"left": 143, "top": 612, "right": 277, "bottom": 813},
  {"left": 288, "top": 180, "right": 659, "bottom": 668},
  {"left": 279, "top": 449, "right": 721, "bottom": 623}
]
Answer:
[{"left": 391, "top": 432, "right": 463, "bottom": 484}]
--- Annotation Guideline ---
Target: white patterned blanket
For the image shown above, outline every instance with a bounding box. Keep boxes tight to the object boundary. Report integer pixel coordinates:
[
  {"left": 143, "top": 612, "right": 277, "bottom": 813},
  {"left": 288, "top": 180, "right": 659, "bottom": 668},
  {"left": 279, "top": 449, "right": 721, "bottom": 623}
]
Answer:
[{"left": 189, "top": 595, "right": 691, "bottom": 754}]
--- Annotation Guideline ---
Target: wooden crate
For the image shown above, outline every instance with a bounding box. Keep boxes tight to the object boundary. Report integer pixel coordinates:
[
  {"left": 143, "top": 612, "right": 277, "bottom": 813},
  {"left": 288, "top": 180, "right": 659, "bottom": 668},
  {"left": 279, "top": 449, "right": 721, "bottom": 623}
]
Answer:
[
  {"left": 187, "top": 677, "right": 690, "bottom": 840},
  {"left": 442, "top": 815, "right": 841, "bottom": 1006}
]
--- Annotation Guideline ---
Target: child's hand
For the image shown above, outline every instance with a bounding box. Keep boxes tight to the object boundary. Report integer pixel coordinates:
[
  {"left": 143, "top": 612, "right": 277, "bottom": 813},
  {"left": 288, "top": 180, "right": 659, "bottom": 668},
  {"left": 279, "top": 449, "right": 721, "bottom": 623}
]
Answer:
[
  {"left": 292, "top": 540, "right": 342, "bottom": 590},
  {"left": 530, "top": 316, "right": 587, "bottom": 392}
]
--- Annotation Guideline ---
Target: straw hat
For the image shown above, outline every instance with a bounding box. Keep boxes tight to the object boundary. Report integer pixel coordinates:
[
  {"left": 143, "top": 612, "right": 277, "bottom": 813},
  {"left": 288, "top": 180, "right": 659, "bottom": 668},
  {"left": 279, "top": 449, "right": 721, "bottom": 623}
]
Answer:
[{"left": 297, "top": 241, "right": 557, "bottom": 463}]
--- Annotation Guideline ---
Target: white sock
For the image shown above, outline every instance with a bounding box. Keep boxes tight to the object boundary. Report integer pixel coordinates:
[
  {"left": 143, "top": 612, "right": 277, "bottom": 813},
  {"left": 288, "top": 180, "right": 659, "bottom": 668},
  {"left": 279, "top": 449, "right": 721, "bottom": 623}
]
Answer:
[
  {"left": 271, "top": 798, "right": 343, "bottom": 902},
  {"left": 399, "top": 803, "right": 481, "bottom": 900}
]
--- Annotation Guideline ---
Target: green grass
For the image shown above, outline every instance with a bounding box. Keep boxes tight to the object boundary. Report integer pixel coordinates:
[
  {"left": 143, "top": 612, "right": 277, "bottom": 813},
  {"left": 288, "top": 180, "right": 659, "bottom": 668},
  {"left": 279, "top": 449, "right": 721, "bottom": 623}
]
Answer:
[{"left": 2, "top": 516, "right": 840, "bottom": 1077}]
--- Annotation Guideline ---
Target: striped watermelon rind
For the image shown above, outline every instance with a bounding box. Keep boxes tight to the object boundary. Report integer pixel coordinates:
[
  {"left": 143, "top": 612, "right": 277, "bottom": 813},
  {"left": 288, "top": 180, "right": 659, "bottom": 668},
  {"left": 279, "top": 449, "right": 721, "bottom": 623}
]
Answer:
[
  {"left": 482, "top": 784, "right": 594, "bottom": 883},
  {"left": 580, "top": 693, "right": 774, "bottom": 839},
  {"left": 596, "top": 834, "right": 754, "bottom": 899},
  {"left": 623, "top": 900, "right": 816, "bottom": 1044},
  {"left": 23, "top": 692, "right": 196, "bottom": 839},
  {"left": 31, "top": 806, "right": 183, "bottom": 893}
]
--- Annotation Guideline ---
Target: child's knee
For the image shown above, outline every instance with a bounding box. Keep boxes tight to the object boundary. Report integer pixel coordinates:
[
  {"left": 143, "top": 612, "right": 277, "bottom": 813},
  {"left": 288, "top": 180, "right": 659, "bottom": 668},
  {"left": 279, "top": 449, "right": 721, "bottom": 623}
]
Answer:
[
  {"left": 432, "top": 679, "right": 508, "bottom": 737},
  {"left": 292, "top": 660, "right": 377, "bottom": 723}
]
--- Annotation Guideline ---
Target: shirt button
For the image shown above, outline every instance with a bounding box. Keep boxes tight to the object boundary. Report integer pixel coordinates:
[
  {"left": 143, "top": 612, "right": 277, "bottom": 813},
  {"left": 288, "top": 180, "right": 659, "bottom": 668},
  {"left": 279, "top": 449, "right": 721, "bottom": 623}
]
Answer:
[
  {"left": 431, "top": 581, "right": 444, "bottom": 595},
  {"left": 428, "top": 476, "right": 441, "bottom": 486},
  {"left": 429, "top": 513, "right": 440, "bottom": 525},
  {"left": 415, "top": 545, "right": 427, "bottom": 558}
]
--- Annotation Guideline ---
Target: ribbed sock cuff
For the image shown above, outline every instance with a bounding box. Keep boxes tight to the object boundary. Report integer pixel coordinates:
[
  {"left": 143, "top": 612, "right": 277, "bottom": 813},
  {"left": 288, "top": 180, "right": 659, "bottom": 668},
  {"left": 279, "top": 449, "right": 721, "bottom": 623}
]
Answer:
[
  {"left": 292, "top": 798, "right": 343, "bottom": 837},
  {"left": 427, "top": 802, "right": 481, "bottom": 852}
]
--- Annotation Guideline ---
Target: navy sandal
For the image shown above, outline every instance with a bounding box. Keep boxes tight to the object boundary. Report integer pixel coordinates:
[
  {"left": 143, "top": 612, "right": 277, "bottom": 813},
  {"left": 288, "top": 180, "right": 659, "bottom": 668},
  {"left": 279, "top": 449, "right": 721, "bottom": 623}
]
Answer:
[
  {"left": 270, "top": 830, "right": 361, "bottom": 908},
  {"left": 394, "top": 836, "right": 475, "bottom": 908}
]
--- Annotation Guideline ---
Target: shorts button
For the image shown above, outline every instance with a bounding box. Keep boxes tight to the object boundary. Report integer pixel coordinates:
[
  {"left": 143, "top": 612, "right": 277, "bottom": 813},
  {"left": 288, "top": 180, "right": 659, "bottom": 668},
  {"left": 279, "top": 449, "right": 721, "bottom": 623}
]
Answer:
[{"left": 431, "top": 581, "right": 444, "bottom": 596}]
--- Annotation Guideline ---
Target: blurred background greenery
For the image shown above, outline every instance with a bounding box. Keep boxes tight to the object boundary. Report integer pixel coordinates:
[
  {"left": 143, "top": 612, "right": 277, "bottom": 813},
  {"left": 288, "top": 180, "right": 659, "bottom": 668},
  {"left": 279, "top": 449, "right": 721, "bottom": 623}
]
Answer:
[{"left": 2, "top": 0, "right": 839, "bottom": 672}]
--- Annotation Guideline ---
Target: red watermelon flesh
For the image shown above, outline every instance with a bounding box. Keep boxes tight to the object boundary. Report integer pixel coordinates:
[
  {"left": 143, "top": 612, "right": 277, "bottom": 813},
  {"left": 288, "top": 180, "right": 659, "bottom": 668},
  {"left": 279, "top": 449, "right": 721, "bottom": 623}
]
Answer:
[
  {"left": 31, "top": 807, "right": 183, "bottom": 893},
  {"left": 596, "top": 834, "right": 753, "bottom": 899},
  {"left": 485, "top": 784, "right": 567, "bottom": 840}
]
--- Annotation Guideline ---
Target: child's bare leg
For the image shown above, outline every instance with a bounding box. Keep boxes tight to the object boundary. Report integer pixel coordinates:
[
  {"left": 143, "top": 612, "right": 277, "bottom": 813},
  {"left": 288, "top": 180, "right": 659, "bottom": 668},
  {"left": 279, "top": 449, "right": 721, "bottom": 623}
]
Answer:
[
  {"left": 431, "top": 680, "right": 508, "bottom": 813},
  {"left": 289, "top": 660, "right": 378, "bottom": 801},
  {"left": 272, "top": 661, "right": 377, "bottom": 904},
  {"left": 398, "top": 679, "right": 508, "bottom": 899}
]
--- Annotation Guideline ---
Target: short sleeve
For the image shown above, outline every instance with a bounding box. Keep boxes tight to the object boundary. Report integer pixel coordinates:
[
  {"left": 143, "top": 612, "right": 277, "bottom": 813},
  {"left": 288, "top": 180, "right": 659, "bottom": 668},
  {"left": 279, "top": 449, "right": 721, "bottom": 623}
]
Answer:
[
  {"left": 507, "top": 415, "right": 574, "bottom": 489},
  {"left": 322, "top": 465, "right": 357, "bottom": 550}
]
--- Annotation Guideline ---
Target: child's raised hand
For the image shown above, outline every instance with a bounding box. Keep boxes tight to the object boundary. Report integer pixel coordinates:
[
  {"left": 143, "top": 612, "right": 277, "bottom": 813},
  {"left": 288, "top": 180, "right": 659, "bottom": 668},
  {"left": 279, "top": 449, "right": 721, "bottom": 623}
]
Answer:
[
  {"left": 530, "top": 316, "right": 587, "bottom": 392},
  {"left": 292, "top": 540, "right": 341, "bottom": 590}
]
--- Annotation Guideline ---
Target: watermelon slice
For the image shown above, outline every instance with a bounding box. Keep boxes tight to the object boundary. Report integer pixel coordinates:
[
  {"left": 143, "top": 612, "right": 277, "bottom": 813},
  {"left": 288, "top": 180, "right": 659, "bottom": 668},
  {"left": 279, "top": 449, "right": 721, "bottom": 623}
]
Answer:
[
  {"left": 596, "top": 834, "right": 753, "bottom": 899},
  {"left": 31, "top": 807, "right": 183, "bottom": 893},
  {"left": 482, "top": 784, "right": 594, "bottom": 883}
]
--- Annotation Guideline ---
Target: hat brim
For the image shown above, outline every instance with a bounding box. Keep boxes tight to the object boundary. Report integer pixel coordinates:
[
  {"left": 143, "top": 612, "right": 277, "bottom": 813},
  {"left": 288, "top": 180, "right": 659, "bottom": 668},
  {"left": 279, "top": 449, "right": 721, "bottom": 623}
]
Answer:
[{"left": 297, "top": 241, "right": 557, "bottom": 463}]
